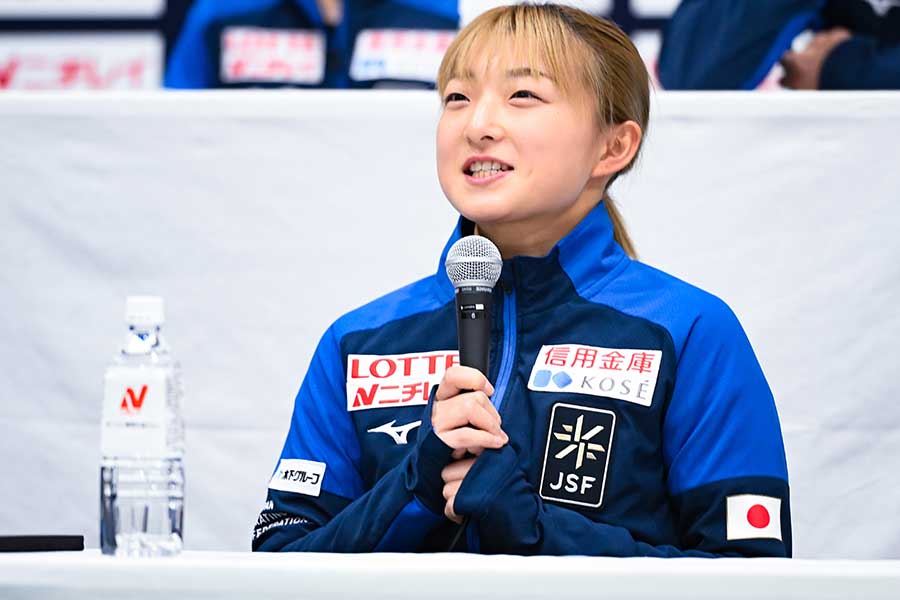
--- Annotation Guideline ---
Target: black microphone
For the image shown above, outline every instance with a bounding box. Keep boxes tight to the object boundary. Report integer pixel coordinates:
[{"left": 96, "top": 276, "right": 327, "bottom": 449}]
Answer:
[
  {"left": 443, "top": 235, "right": 502, "bottom": 551},
  {"left": 445, "top": 235, "right": 503, "bottom": 375}
]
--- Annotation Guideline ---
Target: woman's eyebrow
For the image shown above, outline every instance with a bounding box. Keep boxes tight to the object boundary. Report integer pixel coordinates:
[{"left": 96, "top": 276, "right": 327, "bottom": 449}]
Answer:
[
  {"left": 448, "top": 67, "right": 554, "bottom": 83},
  {"left": 506, "top": 67, "right": 551, "bottom": 80}
]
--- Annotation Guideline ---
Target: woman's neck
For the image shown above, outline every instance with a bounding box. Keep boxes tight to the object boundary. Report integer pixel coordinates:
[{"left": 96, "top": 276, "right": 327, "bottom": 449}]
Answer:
[{"left": 475, "top": 194, "right": 603, "bottom": 260}]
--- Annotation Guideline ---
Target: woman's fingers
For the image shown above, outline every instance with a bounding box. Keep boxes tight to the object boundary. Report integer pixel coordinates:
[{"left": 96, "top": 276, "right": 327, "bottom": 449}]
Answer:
[
  {"left": 435, "top": 366, "right": 494, "bottom": 401},
  {"left": 432, "top": 391, "right": 502, "bottom": 435},
  {"left": 442, "top": 478, "right": 463, "bottom": 501},
  {"left": 438, "top": 427, "right": 507, "bottom": 451},
  {"left": 441, "top": 457, "right": 476, "bottom": 484},
  {"left": 445, "top": 496, "right": 463, "bottom": 524}
]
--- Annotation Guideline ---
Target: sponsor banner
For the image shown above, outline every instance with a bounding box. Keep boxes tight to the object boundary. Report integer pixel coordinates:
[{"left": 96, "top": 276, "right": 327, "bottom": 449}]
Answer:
[
  {"left": 0, "top": 33, "right": 163, "bottom": 90},
  {"left": 726, "top": 494, "right": 783, "bottom": 541},
  {"left": 221, "top": 27, "right": 325, "bottom": 85},
  {"left": 346, "top": 350, "right": 458, "bottom": 412},
  {"left": 0, "top": 0, "right": 164, "bottom": 18},
  {"left": 268, "top": 459, "right": 326, "bottom": 497},
  {"left": 540, "top": 403, "right": 616, "bottom": 508},
  {"left": 349, "top": 29, "right": 456, "bottom": 83},
  {"left": 629, "top": 0, "right": 680, "bottom": 18},
  {"left": 528, "top": 344, "right": 662, "bottom": 407},
  {"left": 101, "top": 366, "right": 167, "bottom": 457}
]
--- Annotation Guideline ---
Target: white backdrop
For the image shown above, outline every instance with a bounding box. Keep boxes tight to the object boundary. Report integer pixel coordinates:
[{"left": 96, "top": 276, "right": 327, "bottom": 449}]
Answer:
[{"left": 0, "top": 91, "right": 898, "bottom": 558}]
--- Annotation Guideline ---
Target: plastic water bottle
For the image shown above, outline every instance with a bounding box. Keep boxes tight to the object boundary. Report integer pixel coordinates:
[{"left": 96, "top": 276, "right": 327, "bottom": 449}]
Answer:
[{"left": 100, "top": 296, "right": 185, "bottom": 557}]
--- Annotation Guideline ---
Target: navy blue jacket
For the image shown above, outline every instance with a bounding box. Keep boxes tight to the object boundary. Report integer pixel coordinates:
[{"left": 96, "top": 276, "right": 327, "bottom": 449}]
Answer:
[
  {"left": 252, "top": 202, "right": 792, "bottom": 556},
  {"left": 165, "top": 0, "right": 457, "bottom": 89},
  {"left": 659, "top": 0, "right": 900, "bottom": 90}
]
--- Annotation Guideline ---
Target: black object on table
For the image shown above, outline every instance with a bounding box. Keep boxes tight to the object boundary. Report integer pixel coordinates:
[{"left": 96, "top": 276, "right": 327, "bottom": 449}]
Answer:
[{"left": 0, "top": 535, "right": 84, "bottom": 552}]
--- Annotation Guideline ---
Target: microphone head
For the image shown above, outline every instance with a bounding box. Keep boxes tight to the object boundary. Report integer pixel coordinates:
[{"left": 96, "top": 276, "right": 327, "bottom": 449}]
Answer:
[{"left": 445, "top": 235, "right": 503, "bottom": 289}]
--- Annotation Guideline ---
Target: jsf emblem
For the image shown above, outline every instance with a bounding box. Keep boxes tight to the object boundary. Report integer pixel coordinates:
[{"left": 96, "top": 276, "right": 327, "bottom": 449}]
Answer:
[
  {"left": 120, "top": 385, "right": 148, "bottom": 414},
  {"left": 540, "top": 403, "right": 616, "bottom": 508}
]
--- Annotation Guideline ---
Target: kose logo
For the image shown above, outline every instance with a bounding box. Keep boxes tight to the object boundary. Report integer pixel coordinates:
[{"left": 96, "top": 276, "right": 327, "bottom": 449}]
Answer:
[{"left": 528, "top": 344, "right": 662, "bottom": 407}]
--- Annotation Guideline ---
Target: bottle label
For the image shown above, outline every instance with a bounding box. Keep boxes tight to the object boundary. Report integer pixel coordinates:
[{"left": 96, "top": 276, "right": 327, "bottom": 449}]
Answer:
[{"left": 101, "top": 367, "right": 167, "bottom": 457}]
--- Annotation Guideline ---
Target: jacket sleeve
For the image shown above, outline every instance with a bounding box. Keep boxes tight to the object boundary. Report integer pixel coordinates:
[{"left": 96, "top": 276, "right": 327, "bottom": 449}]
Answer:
[
  {"left": 163, "top": 0, "right": 218, "bottom": 88},
  {"left": 252, "top": 326, "right": 452, "bottom": 552},
  {"left": 454, "top": 299, "right": 791, "bottom": 557},
  {"left": 658, "top": 0, "right": 824, "bottom": 90},
  {"left": 820, "top": 35, "right": 900, "bottom": 89}
]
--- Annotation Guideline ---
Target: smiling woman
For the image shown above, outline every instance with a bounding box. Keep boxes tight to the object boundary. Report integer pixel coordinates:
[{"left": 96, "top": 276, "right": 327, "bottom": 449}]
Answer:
[
  {"left": 252, "top": 4, "right": 792, "bottom": 558},
  {"left": 435, "top": 5, "right": 645, "bottom": 259}
]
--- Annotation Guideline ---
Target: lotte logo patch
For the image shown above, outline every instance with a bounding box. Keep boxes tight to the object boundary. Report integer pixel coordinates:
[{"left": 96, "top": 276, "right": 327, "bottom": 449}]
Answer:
[
  {"left": 346, "top": 350, "right": 458, "bottom": 412},
  {"left": 539, "top": 403, "right": 616, "bottom": 508}
]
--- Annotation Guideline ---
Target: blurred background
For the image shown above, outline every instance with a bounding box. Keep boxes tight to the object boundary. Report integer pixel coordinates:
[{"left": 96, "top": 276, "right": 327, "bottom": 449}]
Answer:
[{"left": 0, "top": 0, "right": 683, "bottom": 92}]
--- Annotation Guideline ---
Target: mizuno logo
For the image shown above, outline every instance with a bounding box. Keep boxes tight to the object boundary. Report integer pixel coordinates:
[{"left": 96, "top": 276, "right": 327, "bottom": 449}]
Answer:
[
  {"left": 367, "top": 420, "right": 422, "bottom": 445},
  {"left": 864, "top": 0, "right": 900, "bottom": 17}
]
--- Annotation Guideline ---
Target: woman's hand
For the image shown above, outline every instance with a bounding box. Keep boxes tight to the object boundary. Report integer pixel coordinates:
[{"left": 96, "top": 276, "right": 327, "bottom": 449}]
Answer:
[
  {"left": 432, "top": 366, "right": 507, "bottom": 522},
  {"left": 780, "top": 28, "right": 851, "bottom": 90},
  {"left": 442, "top": 457, "right": 476, "bottom": 523},
  {"left": 432, "top": 365, "right": 507, "bottom": 456}
]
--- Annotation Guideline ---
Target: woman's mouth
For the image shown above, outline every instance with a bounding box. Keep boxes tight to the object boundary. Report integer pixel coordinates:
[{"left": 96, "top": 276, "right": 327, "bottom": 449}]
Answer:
[{"left": 463, "top": 159, "right": 514, "bottom": 185}]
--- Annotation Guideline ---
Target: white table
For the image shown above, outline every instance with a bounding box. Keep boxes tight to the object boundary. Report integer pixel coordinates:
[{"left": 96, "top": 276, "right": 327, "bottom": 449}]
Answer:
[{"left": 1, "top": 551, "right": 899, "bottom": 599}]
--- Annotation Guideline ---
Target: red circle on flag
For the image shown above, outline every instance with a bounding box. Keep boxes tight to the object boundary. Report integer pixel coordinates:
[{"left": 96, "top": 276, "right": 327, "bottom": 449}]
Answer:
[{"left": 747, "top": 504, "right": 770, "bottom": 529}]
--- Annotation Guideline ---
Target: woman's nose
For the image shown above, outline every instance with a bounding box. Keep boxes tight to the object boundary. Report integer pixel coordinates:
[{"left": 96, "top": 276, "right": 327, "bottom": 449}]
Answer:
[{"left": 464, "top": 99, "right": 504, "bottom": 146}]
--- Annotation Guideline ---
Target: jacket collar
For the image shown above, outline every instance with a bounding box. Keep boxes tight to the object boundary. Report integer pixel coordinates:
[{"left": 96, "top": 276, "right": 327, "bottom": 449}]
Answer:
[{"left": 434, "top": 201, "right": 630, "bottom": 311}]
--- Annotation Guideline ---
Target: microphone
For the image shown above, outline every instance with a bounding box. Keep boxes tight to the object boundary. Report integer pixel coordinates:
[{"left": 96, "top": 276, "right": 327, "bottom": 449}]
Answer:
[
  {"left": 443, "top": 235, "right": 502, "bottom": 552},
  {"left": 444, "top": 235, "right": 503, "bottom": 376}
]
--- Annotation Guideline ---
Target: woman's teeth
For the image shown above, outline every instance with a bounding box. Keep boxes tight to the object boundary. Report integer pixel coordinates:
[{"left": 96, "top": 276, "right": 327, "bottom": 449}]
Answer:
[{"left": 467, "top": 160, "right": 511, "bottom": 178}]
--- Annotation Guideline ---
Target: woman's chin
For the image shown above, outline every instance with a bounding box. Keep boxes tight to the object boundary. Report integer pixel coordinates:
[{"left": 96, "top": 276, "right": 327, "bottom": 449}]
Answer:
[{"left": 448, "top": 197, "right": 520, "bottom": 227}]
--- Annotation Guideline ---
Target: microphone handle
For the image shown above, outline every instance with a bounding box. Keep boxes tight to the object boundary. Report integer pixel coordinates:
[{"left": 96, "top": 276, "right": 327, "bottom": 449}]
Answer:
[
  {"left": 449, "top": 285, "right": 493, "bottom": 551},
  {"left": 454, "top": 286, "right": 493, "bottom": 376}
]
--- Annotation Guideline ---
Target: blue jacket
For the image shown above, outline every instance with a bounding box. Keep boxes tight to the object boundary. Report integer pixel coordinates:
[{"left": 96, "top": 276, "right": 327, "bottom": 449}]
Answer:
[
  {"left": 165, "top": 0, "right": 458, "bottom": 89},
  {"left": 659, "top": 0, "right": 900, "bottom": 90},
  {"left": 252, "top": 202, "right": 792, "bottom": 556}
]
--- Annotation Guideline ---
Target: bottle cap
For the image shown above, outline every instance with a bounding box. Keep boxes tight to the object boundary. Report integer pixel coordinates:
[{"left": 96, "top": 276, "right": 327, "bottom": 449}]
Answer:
[{"left": 125, "top": 296, "right": 165, "bottom": 327}]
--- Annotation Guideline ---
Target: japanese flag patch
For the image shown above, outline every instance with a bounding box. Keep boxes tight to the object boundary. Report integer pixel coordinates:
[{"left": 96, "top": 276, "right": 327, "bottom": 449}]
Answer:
[{"left": 726, "top": 494, "right": 782, "bottom": 541}]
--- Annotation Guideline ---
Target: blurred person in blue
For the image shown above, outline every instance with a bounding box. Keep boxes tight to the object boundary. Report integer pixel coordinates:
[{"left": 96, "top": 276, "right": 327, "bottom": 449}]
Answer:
[
  {"left": 164, "top": 0, "right": 458, "bottom": 89},
  {"left": 659, "top": 0, "right": 900, "bottom": 90},
  {"left": 251, "top": 4, "right": 791, "bottom": 556}
]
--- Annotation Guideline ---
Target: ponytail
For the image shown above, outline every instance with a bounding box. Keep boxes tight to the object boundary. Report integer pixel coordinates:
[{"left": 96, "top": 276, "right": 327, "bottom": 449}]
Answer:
[{"left": 603, "top": 193, "right": 636, "bottom": 259}]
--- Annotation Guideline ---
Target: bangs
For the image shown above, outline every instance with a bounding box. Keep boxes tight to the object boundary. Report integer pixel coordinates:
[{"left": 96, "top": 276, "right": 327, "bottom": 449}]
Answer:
[{"left": 437, "top": 5, "right": 593, "bottom": 98}]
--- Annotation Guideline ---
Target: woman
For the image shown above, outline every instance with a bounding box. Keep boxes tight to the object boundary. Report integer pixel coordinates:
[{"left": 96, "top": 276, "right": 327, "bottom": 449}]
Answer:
[{"left": 252, "top": 3, "right": 791, "bottom": 556}]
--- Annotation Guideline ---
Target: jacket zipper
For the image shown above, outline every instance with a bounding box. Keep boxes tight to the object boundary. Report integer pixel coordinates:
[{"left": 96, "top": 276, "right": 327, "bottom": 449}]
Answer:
[{"left": 491, "top": 286, "right": 517, "bottom": 412}]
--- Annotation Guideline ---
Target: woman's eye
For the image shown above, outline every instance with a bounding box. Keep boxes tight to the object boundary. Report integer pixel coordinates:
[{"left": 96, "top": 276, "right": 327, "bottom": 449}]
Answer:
[
  {"left": 511, "top": 90, "right": 540, "bottom": 100},
  {"left": 443, "top": 92, "right": 468, "bottom": 104}
]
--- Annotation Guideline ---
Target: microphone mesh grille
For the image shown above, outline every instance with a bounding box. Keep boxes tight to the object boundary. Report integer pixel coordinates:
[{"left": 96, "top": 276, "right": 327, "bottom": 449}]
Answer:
[{"left": 445, "top": 235, "right": 503, "bottom": 288}]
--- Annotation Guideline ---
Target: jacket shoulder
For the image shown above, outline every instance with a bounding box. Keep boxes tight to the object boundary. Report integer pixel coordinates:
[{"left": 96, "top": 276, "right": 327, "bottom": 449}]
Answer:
[{"left": 331, "top": 274, "right": 449, "bottom": 342}]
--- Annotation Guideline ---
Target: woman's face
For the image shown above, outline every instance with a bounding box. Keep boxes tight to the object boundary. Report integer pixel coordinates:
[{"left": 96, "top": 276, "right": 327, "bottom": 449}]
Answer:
[{"left": 436, "top": 49, "right": 604, "bottom": 231}]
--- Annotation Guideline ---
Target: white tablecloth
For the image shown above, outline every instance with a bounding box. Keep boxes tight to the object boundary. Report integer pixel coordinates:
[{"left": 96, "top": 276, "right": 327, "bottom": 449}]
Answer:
[{"left": 1, "top": 551, "right": 899, "bottom": 600}]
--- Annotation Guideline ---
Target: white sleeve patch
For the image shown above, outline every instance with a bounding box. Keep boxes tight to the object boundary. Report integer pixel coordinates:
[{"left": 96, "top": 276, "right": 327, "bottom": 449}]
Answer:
[{"left": 268, "top": 459, "right": 326, "bottom": 497}]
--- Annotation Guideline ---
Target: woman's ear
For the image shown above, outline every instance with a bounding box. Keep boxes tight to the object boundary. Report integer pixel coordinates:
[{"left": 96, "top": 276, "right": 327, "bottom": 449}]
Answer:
[{"left": 591, "top": 120, "right": 642, "bottom": 179}]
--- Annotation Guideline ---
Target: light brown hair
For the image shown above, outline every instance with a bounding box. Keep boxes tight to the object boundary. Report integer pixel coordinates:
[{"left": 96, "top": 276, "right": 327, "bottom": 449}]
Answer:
[{"left": 437, "top": 3, "right": 649, "bottom": 258}]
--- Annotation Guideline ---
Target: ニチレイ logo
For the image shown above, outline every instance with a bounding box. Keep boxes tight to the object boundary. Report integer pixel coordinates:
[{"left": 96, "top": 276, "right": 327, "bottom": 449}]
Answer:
[{"left": 119, "top": 385, "right": 147, "bottom": 414}]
